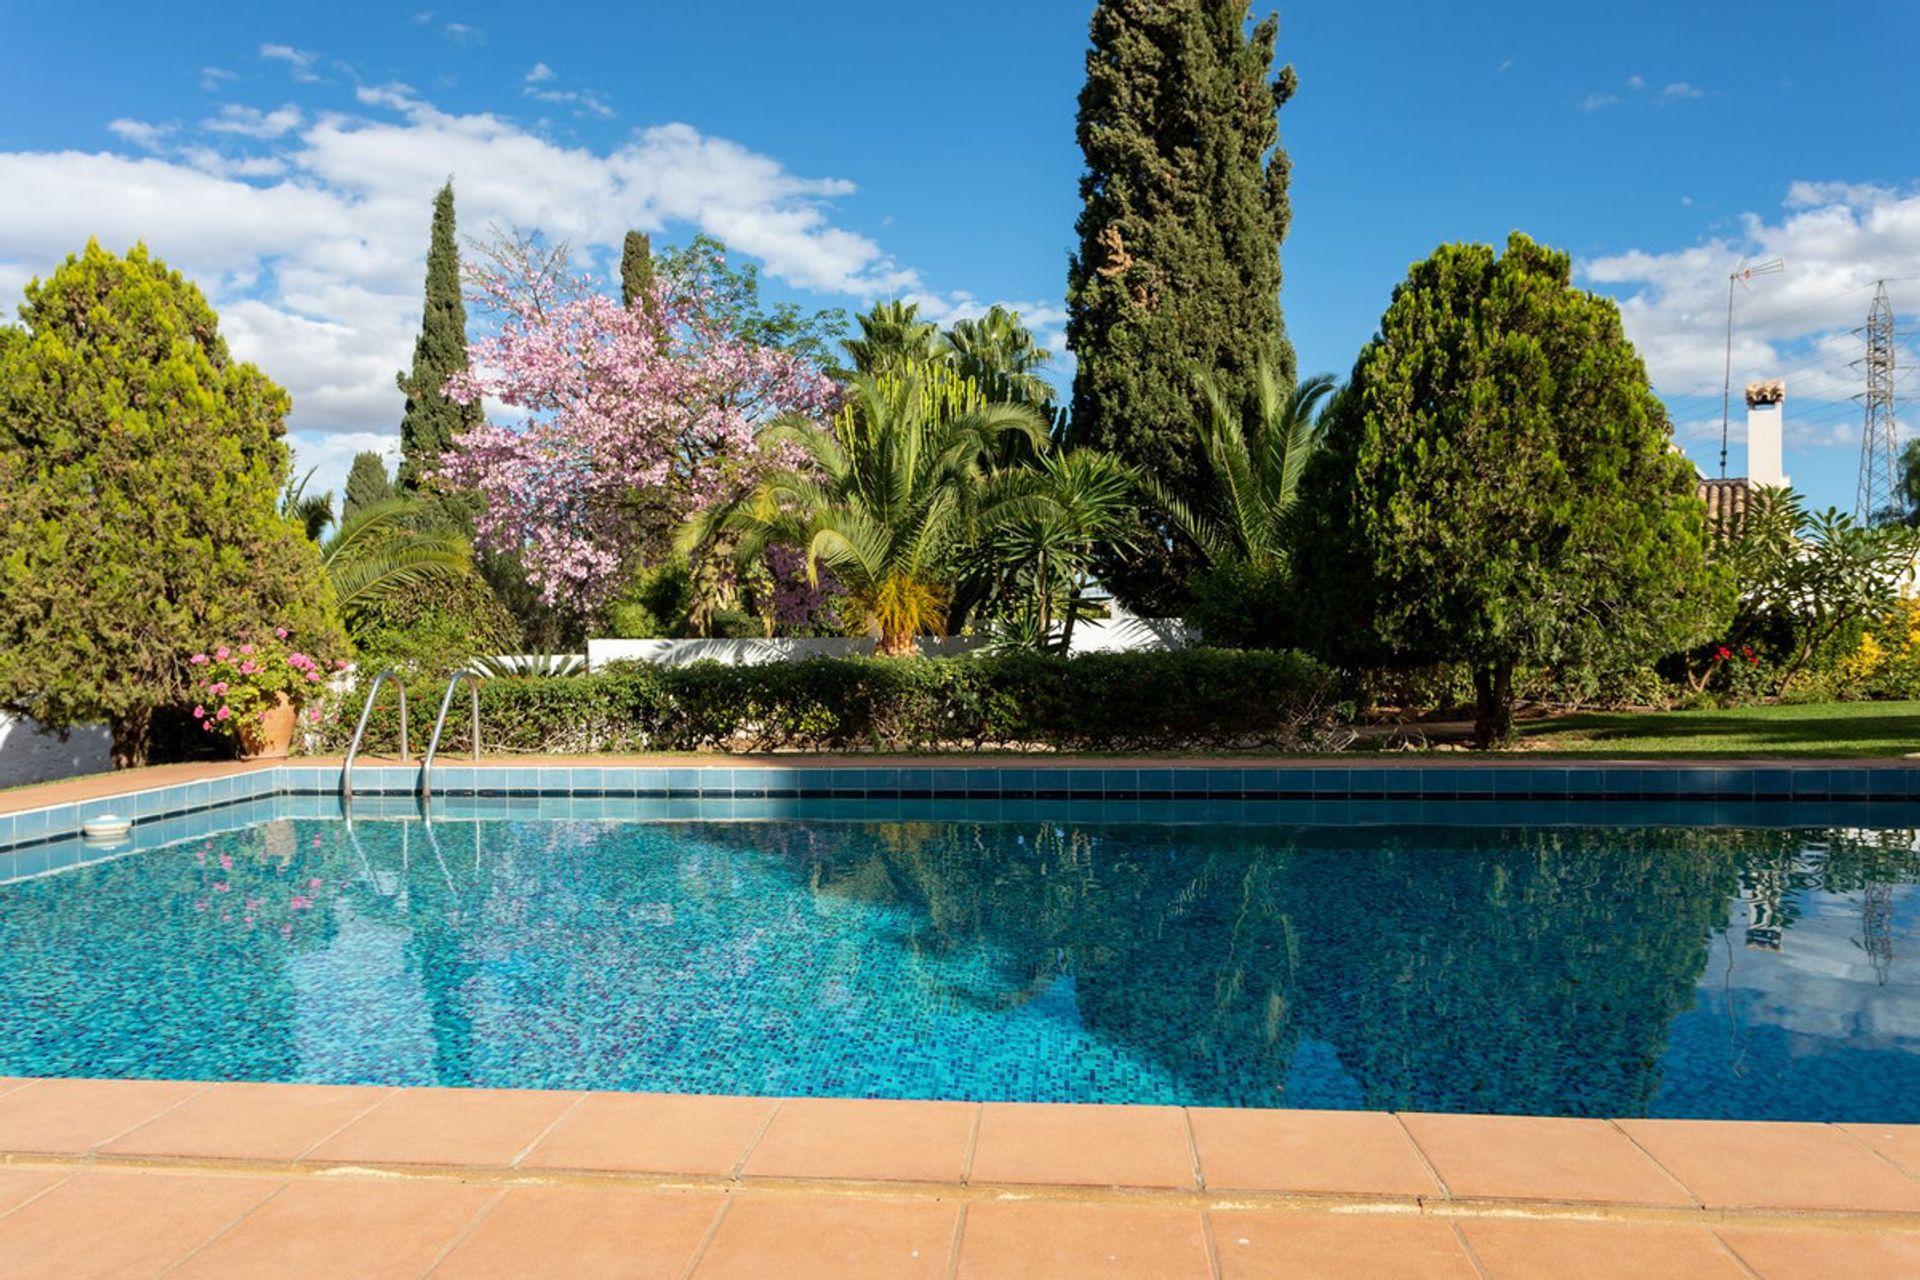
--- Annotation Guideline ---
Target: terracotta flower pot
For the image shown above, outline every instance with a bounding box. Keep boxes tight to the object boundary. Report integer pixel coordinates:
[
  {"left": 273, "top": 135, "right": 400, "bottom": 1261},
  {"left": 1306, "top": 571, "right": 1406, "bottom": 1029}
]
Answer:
[{"left": 239, "top": 692, "right": 298, "bottom": 759}]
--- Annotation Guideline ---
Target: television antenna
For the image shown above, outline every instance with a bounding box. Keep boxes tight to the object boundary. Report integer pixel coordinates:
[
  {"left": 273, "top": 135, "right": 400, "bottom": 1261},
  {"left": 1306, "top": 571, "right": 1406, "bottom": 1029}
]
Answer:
[{"left": 1720, "top": 257, "right": 1786, "bottom": 478}]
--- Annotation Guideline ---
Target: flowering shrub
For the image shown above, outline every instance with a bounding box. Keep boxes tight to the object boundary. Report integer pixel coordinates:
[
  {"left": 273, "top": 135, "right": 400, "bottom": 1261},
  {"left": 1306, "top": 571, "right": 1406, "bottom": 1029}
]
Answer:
[
  {"left": 189, "top": 626, "right": 348, "bottom": 737},
  {"left": 1838, "top": 598, "right": 1920, "bottom": 699}
]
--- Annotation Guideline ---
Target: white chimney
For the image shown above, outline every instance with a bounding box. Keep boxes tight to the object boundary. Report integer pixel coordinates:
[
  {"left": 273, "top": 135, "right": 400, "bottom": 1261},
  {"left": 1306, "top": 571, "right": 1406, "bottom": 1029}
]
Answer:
[{"left": 1745, "top": 379, "right": 1788, "bottom": 488}]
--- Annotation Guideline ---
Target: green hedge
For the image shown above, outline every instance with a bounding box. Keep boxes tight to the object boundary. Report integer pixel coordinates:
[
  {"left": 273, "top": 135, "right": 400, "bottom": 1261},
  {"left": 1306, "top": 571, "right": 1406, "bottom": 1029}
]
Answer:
[{"left": 322, "top": 649, "right": 1335, "bottom": 756}]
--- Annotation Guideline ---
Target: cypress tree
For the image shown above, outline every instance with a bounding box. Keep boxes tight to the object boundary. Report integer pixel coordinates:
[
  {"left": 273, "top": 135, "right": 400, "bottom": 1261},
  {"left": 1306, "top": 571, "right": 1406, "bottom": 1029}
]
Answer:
[
  {"left": 342, "top": 450, "right": 395, "bottom": 520},
  {"left": 1065, "top": 0, "right": 1298, "bottom": 610},
  {"left": 396, "top": 181, "right": 480, "bottom": 490},
  {"left": 619, "top": 230, "right": 655, "bottom": 310}
]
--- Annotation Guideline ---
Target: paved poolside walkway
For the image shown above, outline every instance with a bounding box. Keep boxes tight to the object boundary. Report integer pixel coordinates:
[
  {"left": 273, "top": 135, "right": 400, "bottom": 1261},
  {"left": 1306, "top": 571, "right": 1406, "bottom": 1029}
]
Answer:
[{"left": 1, "top": 1078, "right": 1918, "bottom": 1276}]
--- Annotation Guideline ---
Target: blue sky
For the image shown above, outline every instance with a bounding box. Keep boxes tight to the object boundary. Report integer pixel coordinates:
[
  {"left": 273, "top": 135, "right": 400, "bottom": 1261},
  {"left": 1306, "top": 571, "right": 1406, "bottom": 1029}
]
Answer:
[{"left": 2, "top": 0, "right": 1916, "bottom": 511}]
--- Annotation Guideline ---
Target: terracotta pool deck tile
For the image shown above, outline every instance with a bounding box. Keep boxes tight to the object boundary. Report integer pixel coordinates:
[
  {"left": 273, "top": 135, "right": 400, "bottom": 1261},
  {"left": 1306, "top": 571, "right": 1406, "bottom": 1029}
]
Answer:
[
  {"left": 518, "top": 1091, "right": 777, "bottom": 1177},
  {"left": 428, "top": 1185, "right": 724, "bottom": 1279},
  {"left": 1716, "top": 1225, "right": 1920, "bottom": 1279},
  {"left": 1188, "top": 1106, "right": 1441, "bottom": 1198},
  {"left": 101, "top": 1081, "right": 390, "bottom": 1163},
  {"left": 953, "top": 1200, "right": 1212, "bottom": 1278},
  {"left": 967, "top": 1102, "right": 1197, "bottom": 1189},
  {"left": 302, "top": 1086, "right": 580, "bottom": 1169},
  {"left": 0, "top": 1077, "right": 207, "bottom": 1155},
  {"left": 1398, "top": 1113, "right": 1692, "bottom": 1206},
  {"left": 171, "top": 1177, "right": 499, "bottom": 1279},
  {"left": 691, "top": 1194, "right": 958, "bottom": 1279},
  {"left": 1457, "top": 1218, "right": 1750, "bottom": 1279},
  {"left": 0, "top": 1167, "right": 68, "bottom": 1216},
  {"left": 0, "top": 1169, "right": 280, "bottom": 1280},
  {"left": 1211, "top": 1210, "right": 1479, "bottom": 1279},
  {"left": 1837, "top": 1122, "right": 1920, "bottom": 1182},
  {"left": 1616, "top": 1119, "right": 1920, "bottom": 1214},
  {"left": 740, "top": 1096, "right": 977, "bottom": 1184}
]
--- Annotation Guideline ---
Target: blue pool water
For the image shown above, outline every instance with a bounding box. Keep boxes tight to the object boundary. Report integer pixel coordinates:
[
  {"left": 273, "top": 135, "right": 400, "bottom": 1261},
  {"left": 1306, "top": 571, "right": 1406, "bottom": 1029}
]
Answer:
[{"left": 2, "top": 808, "right": 1918, "bottom": 1120}]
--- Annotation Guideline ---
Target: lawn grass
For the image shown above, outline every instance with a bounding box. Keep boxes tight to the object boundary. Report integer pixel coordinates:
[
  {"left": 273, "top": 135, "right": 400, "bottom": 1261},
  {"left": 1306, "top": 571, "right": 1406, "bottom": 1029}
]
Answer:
[{"left": 1517, "top": 700, "right": 1920, "bottom": 759}]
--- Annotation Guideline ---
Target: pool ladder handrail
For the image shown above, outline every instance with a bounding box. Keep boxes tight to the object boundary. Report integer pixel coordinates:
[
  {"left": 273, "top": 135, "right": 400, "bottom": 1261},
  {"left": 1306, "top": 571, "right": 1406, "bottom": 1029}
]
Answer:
[
  {"left": 342, "top": 669, "right": 408, "bottom": 803},
  {"left": 421, "top": 669, "right": 484, "bottom": 801}
]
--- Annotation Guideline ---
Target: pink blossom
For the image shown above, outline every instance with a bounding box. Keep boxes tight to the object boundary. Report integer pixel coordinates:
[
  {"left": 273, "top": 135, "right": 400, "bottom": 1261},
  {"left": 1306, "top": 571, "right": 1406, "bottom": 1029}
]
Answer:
[
  {"left": 209, "top": 682, "right": 228, "bottom": 696},
  {"left": 238, "top": 660, "right": 257, "bottom": 675},
  {"left": 213, "top": 881, "right": 229, "bottom": 893},
  {"left": 306, "top": 671, "right": 321, "bottom": 683},
  {"left": 215, "top": 706, "right": 232, "bottom": 721},
  {"left": 219, "top": 854, "right": 232, "bottom": 869},
  {"left": 435, "top": 234, "right": 840, "bottom": 607},
  {"left": 334, "top": 658, "right": 349, "bottom": 670},
  {"left": 290, "top": 895, "right": 312, "bottom": 911},
  {"left": 193, "top": 705, "right": 205, "bottom": 719},
  {"left": 307, "top": 877, "right": 322, "bottom": 888},
  {"left": 190, "top": 653, "right": 209, "bottom": 665},
  {"left": 214, "top": 646, "right": 230, "bottom": 661},
  {"left": 239, "top": 643, "right": 255, "bottom": 655},
  {"left": 275, "top": 627, "right": 289, "bottom": 639}
]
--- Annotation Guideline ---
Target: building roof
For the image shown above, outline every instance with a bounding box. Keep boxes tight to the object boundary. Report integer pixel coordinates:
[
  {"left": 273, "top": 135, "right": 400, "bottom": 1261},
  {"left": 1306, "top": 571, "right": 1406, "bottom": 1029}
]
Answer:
[{"left": 1697, "top": 476, "right": 1752, "bottom": 529}]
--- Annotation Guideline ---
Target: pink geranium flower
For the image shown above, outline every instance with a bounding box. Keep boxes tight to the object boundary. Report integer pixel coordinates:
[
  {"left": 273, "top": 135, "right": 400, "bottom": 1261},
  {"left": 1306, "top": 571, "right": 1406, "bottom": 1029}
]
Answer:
[
  {"left": 190, "top": 653, "right": 209, "bottom": 665},
  {"left": 215, "top": 706, "right": 232, "bottom": 721},
  {"left": 193, "top": 705, "right": 205, "bottom": 719},
  {"left": 275, "top": 627, "right": 289, "bottom": 639},
  {"left": 214, "top": 646, "right": 230, "bottom": 661},
  {"left": 239, "top": 643, "right": 255, "bottom": 655}
]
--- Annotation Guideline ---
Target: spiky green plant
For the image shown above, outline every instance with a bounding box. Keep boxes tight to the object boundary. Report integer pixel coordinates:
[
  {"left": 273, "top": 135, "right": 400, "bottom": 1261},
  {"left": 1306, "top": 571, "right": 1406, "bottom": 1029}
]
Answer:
[
  {"left": 320, "top": 497, "right": 473, "bottom": 623},
  {"left": 842, "top": 300, "right": 947, "bottom": 377},
  {"left": 686, "top": 364, "right": 1045, "bottom": 655},
  {"left": 1151, "top": 363, "right": 1336, "bottom": 570},
  {"left": 945, "top": 305, "right": 1056, "bottom": 410},
  {"left": 981, "top": 447, "right": 1142, "bottom": 649}
]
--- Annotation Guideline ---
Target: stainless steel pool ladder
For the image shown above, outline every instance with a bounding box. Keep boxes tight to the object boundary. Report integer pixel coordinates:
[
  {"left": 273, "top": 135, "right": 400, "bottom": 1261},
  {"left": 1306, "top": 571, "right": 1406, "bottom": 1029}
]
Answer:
[
  {"left": 420, "top": 670, "right": 484, "bottom": 802},
  {"left": 342, "top": 669, "right": 408, "bottom": 804}
]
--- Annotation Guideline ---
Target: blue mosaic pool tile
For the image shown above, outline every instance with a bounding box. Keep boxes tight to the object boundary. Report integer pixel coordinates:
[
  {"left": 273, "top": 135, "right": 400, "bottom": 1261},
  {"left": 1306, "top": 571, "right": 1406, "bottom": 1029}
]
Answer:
[
  {"left": 1454, "top": 769, "right": 1495, "bottom": 796},
  {"left": 1753, "top": 768, "right": 1792, "bottom": 797},
  {"left": 1602, "top": 769, "right": 1641, "bottom": 797},
  {"left": 1134, "top": 768, "right": 1171, "bottom": 797},
  {"left": 1792, "top": 769, "right": 1830, "bottom": 798},
  {"left": 1492, "top": 769, "right": 1530, "bottom": 797},
  {"left": 1829, "top": 769, "right": 1869, "bottom": 800},
  {"left": 927, "top": 768, "right": 966, "bottom": 796}
]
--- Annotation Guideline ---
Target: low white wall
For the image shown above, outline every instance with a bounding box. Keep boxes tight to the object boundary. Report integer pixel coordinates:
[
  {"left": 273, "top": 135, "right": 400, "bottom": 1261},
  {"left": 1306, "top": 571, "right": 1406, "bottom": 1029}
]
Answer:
[
  {"left": 0, "top": 713, "right": 112, "bottom": 788},
  {"left": 1065, "top": 614, "right": 1191, "bottom": 653},
  {"left": 587, "top": 636, "right": 987, "bottom": 669}
]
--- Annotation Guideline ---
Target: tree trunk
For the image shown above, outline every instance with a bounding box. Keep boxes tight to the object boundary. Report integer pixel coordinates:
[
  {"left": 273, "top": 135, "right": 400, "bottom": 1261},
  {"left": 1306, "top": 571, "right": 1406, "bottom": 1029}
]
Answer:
[
  {"left": 109, "top": 707, "right": 152, "bottom": 769},
  {"left": 1471, "top": 663, "right": 1514, "bottom": 750},
  {"left": 1059, "top": 573, "right": 1083, "bottom": 655},
  {"left": 876, "top": 626, "right": 917, "bottom": 658}
]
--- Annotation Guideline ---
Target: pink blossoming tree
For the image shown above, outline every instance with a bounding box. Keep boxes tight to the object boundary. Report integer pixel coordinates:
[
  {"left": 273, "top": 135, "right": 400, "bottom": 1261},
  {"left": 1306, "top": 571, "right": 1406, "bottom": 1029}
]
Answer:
[{"left": 437, "top": 233, "right": 839, "bottom": 608}]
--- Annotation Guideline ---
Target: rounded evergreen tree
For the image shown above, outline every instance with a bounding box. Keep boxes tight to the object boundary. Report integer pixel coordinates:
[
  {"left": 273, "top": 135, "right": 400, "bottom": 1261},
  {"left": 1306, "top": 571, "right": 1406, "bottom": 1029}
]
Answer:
[
  {"left": 1292, "top": 233, "right": 1725, "bottom": 747},
  {"left": 0, "top": 241, "right": 344, "bottom": 765}
]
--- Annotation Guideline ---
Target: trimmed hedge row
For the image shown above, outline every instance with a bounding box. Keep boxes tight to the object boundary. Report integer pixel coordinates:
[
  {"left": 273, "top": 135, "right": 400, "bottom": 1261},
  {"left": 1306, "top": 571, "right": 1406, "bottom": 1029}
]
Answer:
[{"left": 321, "top": 649, "right": 1336, "bottom": 756}]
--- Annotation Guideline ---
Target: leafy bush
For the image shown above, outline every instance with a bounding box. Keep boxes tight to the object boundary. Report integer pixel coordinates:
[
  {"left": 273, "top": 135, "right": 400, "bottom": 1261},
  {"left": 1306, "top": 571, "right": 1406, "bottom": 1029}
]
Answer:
[
  {"left": 324, "top": 649, "right": 1337, "bottom": 756},
  {"left": 1836, "top": 598, "right": 1920, "bottom": 700}
]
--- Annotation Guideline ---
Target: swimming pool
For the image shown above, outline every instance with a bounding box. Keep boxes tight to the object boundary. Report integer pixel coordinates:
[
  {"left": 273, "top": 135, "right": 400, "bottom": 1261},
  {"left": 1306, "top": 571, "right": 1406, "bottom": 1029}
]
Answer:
[{"left": 2, "top": 800, "right": 1917, "bottom": 1122}]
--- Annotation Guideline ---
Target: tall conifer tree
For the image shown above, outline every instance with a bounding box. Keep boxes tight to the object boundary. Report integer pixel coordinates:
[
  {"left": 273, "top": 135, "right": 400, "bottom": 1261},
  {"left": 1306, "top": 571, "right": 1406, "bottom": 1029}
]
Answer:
[
  {"left": 396, "top": 181, "right": 480, "bottom": 490},
  {"left": 1065, "top": 0, "right": 1298, "bottom": 609}
]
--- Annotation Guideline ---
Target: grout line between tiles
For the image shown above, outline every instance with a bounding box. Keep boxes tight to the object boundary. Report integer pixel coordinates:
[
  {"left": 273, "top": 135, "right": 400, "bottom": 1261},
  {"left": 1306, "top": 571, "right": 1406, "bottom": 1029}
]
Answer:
[
  {"left": 1831, "top": 1123, "right": 1920, "bottom": 1190},
  {"left": 0, "top": 1170, "right": 72, "bottom": 1223},
  {"left": 943, "top": 1201, "right": 968, "bottom": 1280},
  {"left": 1449, "top": 1220, "right": 1493, "bottom": 1279},
  {"left": 729, "top": 1100, "right": 784, "bottom": 1180},
  {"left": 416, "top": 1184, "right": 510, "bottom": 1278},
  {"left": 90, "top": 1081, "right": 220, "bottom": 1153},
  {"left": 508, "top": 1093, "right": 590, "bottom": 1168},
  {"left": 1183, "top": 1108, "right": 1207, "bottom": 1191},
  {"left": 1609, "top": 1121, "right": 1707, "bottom": 1210},
  {"left": 960, "top": 1104, "right": 983, "bottom": 1185},
  {"left": 678, "top": 1192, "right": 735, "bottom": 1280},
  {"left": 1706, "top": 1227, "right": 1767, "bottom": 1280},
  {"left": 290, "top": 1087, "right": 402, "bottom": 1162},
  {"left": 1391, "top": 1113, "right": 1453, "bottom": 1200},
  {"left": 1199, "top": 1208, "right": 1224, "bottom": 1280},
  {"left": 155, "top": 1175, "right": 294, "bottom": 1278}
]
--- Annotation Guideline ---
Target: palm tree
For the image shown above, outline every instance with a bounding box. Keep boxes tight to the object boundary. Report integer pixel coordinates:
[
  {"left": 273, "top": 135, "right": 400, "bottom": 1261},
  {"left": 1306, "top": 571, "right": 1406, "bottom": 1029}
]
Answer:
[
  {"left": 842, "top": 300, "right": 947, "bottom": 376},
  {"left": 981, "top": 448, "right": 1142, "bottom": 650},
  {"left": 320, "top": 498, "right": 473, "bottom": 623},
  {"left": 1152, "top": 363, "right": 1338, "bottom": 569},
  {"left": 281, "top": 467, "right": 335, "bottom": 542},
  {"left": 686, "top": 364, "right": 1045, "bottom": 655},
  {"left": 945, "top": 305, "right": 1056, "bottom": 410}
]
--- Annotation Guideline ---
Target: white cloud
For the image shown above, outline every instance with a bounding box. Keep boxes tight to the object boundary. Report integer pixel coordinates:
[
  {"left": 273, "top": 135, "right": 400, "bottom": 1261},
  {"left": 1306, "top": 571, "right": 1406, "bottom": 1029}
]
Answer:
[
  {"left": 107, "top": 119, "right": 175, "bottom": 152},
  {"left": 0, "top": 81, "right": 1038, "bottom": 444},
  {"left": 441, "top": 22, "right": 483, "bottom": 44},
  {"left": 1661, "top": 81, "right": 1707, "bottom": 102},
  {"left": 1584, "top": 182, "right": 1920, "bottom": 448},
  {"left": 1627, "top": 74, "right": 1647, "bottom": 91},
  {"left": 518, "top": 64, "right": 613, "bottom": 120},
  {"left": 200, "top": 66, "right": 237, "bottom": 93},
  {"left": 1580, "top": 92, "right": 1619, "bottom": 112},
  {"left": 205, "top": 104, "right": 305, "bottom": 140},
  {"left": 287, "top": 429, "right": 404, "bottom": 505},
  {"left": 524, "top": 63, "right": 555, "bottom": 85},
  {"left": 259, "top": 44, "right": 321, "bottom": 84}
]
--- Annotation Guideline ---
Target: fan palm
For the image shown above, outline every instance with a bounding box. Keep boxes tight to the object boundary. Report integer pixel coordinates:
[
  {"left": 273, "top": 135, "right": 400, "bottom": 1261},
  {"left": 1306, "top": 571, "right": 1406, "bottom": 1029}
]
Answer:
[
  {"left": 686, "top": 364, "right": 1045, "bottom": 655},
  {"left": 280, "top": 467, "right": 335, "bottom": 542},
  {"left": 320, "top": 498, "right": 474, "bottom": 623},
  {"left": 945, "top": 305, "right": 1056, "bottom": 410},
  {"left": 980, "top": 448, "right": 1142, "bottom": 650},
  {"left": 1152, "top": 363, "right": 1338, "bottom": 569},
  {"left": 842, "top": 300, "right": 947, "bottom": 377}
]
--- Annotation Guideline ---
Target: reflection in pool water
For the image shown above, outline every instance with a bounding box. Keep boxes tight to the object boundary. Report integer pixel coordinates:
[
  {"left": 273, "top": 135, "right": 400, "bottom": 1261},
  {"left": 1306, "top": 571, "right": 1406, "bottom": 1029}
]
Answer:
[{"left": 1, "top": 815, "right": 1917, "bottom": 1120}]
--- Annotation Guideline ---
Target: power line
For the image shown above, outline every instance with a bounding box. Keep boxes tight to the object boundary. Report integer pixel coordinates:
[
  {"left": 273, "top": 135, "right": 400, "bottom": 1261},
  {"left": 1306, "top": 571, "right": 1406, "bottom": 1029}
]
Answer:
[{"left": 1858, "top": 281, "right": 1903, "bottom": 522}]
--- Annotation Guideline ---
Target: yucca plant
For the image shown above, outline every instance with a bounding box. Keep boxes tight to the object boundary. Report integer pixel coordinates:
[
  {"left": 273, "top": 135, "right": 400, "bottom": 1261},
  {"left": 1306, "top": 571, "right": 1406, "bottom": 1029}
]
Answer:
[
  {"left": 980, "top": 447, "right": 1143, "bottom": 650},
  {"left": 320, "top": 497, "right": 473, "bottom": 623},
  {"left": 1152, "top": 362, "right": 1337, "bottom": 569},
  {"left": 687, "top": 364, "right": 1045, "bottom": 655}
]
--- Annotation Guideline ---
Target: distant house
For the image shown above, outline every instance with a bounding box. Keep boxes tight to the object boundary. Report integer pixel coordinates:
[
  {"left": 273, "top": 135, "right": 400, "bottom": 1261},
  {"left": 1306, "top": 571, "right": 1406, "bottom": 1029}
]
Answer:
[{"left": 1695, "top": 379, "right": 1789, "bottom": 536}]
